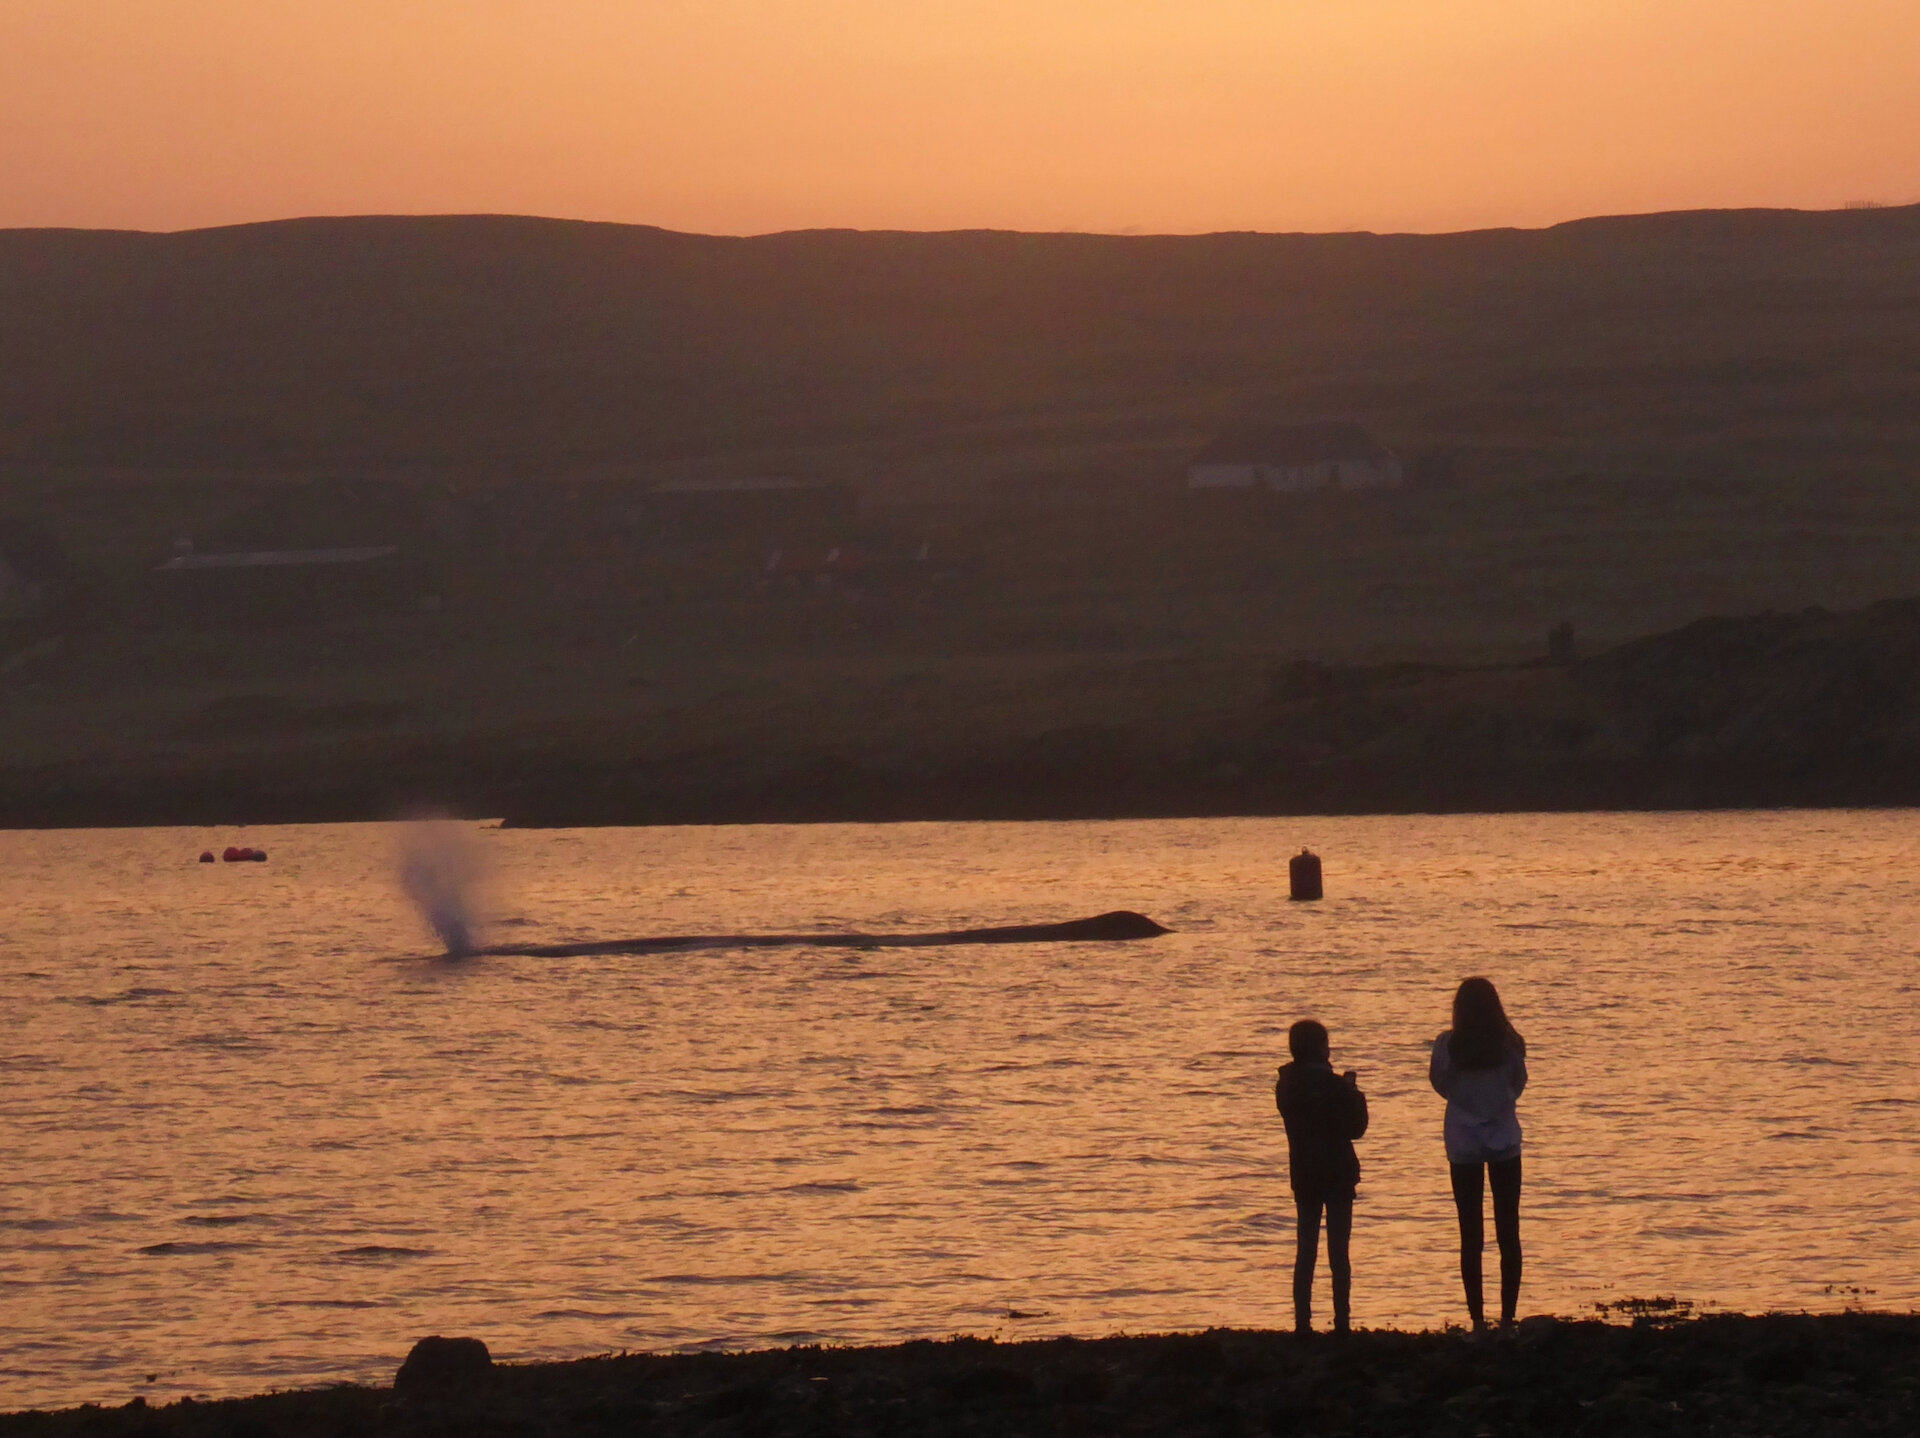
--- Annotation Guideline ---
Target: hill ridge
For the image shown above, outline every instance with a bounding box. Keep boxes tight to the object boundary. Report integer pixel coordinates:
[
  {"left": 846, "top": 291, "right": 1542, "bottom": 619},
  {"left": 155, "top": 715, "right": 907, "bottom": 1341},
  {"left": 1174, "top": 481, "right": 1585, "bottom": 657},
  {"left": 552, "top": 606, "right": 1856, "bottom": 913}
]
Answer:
[{"left": 5, "top": 202, "right": 1919, "bottom": 473}]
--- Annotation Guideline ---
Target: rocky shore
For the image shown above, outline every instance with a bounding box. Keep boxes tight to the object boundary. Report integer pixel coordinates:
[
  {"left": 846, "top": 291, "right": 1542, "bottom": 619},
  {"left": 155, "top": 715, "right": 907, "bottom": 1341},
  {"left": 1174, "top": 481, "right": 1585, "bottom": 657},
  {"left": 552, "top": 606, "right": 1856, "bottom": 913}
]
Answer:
[{"left": 4, "top": 1314, "right": 1916, "bottom": 1437}]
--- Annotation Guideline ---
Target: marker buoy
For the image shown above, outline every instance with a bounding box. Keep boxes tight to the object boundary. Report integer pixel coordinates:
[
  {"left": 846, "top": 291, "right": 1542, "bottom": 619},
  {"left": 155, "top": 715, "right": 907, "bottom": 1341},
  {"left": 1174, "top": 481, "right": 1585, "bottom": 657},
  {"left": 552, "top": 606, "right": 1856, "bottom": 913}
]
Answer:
[
  {"left": 221, "top": 846, "right": 268, "bottom": 863},
  {"left": 198, "top": 851, "right": 215, "bottom": 863},
  {"left": 1289, "top": 848, "right": 1323, "bottom": 901}
]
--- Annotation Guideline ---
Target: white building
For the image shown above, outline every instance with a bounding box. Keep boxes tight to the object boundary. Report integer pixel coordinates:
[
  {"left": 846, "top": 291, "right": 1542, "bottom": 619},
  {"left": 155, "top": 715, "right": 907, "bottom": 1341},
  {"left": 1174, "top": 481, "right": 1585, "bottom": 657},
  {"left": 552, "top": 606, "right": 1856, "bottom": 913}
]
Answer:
[{"left": 1186, "top": 421, "right": 1403, "bottom": 492}]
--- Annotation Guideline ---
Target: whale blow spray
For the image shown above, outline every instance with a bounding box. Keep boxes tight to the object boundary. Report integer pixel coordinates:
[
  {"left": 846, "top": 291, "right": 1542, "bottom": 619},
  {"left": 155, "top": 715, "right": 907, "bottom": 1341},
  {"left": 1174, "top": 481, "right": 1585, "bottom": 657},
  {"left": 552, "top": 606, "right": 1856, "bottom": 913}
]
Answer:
[{"left": 397, "top": 820, "right": 488, "bottom": 957}]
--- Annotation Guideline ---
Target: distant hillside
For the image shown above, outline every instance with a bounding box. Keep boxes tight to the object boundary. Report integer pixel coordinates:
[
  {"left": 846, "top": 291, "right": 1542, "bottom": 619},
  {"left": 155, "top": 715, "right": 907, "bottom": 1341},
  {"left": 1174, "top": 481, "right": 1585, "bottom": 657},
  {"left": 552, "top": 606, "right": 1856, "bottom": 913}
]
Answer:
[
  {"left": 8, "top": 592, "right": 1920, "bottom": 827},
  {"left": 4, "top": 207, "right": 1920, "bottom": 477},
  {"left": 9, "top": 207, "right": 1920, "bottom": 829},
  {"left": 490, "top": 597, "right": 1920, "bottom": 824}
]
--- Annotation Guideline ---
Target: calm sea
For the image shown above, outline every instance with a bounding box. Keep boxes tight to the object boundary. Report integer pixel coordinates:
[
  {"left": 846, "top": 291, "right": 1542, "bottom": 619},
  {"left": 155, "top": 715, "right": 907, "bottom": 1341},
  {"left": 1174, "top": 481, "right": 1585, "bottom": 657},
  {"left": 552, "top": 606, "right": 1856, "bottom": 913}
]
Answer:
[{"left": 4, "top": 813, "right": 1917, "bottom": 1409}]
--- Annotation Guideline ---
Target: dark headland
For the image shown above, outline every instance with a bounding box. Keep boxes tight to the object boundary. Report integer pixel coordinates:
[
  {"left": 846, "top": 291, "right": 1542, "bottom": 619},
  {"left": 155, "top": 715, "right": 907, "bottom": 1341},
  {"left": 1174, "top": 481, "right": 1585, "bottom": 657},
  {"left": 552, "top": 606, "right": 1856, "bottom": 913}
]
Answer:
[
  {"left": 4, "top": 1315, "right": 1917, "bottom": 1436},
  {"left": 6, "top": 205, "right": 1920, "bottom": 828},
  {"left": 7, "top": 594, "right": 1920, "bottom": 826}
]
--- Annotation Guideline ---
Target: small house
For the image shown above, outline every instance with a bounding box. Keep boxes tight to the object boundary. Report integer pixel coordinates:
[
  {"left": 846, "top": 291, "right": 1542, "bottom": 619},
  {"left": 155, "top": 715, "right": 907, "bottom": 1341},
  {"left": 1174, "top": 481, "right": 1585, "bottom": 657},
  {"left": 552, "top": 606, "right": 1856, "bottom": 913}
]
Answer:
[{"left": 1186, "top": 422, "right": 1403, "bottom": 492}]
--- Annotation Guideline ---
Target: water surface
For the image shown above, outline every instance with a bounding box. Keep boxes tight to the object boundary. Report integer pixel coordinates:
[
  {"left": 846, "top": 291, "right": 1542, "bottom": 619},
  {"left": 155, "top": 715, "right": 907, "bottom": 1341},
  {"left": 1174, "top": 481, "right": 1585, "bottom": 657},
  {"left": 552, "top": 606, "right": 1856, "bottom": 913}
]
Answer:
[{"left": 3, "top": 812, "right": 1917, "bottom": 1408}]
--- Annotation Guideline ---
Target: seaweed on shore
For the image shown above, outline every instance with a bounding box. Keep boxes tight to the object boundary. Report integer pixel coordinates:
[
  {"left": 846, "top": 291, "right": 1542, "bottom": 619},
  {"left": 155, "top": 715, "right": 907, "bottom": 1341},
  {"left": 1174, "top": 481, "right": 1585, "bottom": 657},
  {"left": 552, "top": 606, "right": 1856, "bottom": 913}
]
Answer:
[{"left": 4, "top": 1313, "right": 1917, "bottom": 1437}]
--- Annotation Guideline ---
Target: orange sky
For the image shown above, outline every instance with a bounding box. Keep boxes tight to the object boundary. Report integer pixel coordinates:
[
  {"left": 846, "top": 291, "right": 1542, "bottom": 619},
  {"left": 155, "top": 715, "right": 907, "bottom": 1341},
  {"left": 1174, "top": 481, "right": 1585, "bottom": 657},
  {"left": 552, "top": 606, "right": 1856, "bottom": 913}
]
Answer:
[{"left": 4, "top": 1, "right": 1917, "bottom": 235}]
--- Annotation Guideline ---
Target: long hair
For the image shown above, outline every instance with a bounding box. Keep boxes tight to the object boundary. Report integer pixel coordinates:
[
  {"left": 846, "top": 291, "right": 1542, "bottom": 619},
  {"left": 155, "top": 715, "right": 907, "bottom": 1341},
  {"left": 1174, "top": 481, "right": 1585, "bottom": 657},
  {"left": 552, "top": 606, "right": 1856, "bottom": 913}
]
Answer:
[{"left": 1449, "top": 976, "right": 1523, "bottom": 1070}]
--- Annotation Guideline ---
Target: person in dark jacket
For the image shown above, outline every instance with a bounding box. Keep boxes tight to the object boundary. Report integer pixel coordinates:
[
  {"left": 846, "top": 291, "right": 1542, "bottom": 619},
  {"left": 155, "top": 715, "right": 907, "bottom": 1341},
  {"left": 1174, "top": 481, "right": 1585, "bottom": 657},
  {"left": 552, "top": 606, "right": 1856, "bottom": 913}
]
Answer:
[{"left": 1274, "top": 1019, "right": 1370, "bottom": 1334}]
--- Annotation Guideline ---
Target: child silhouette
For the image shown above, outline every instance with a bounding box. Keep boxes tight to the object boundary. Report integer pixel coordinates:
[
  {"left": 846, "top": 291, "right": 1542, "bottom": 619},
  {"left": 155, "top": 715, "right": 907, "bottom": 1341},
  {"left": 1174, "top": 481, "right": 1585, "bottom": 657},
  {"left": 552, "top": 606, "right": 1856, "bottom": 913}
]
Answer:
[{"left": 1274, "top": 1019, "right": 1369, "bottom": 1334}]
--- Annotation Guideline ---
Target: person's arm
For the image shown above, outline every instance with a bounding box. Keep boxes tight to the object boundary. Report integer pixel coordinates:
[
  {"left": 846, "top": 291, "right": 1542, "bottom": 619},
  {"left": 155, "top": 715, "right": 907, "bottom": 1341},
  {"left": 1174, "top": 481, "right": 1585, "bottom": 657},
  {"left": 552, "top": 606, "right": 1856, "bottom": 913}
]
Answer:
[
  {"left": 1347, "top": 1075, "right": 1370, "bottom": 1140},
  {"left": 1508, "top": 1040, "right": 1529, "bottom": 1100},
  {"left": 1428, "top": 1033, "right": 1453, "bottom": 1097}
]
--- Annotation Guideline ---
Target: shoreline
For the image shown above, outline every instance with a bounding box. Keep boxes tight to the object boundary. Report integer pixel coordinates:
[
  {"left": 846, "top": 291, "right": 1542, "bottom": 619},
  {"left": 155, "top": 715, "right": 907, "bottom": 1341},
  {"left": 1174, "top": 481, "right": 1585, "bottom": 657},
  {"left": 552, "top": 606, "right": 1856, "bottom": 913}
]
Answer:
[
  {"left": 4, "top": 764, "right": 1919, "bottom": 832},
  {"left": 4, "top": 1314, "right": 1916, "bottom": 1435}
]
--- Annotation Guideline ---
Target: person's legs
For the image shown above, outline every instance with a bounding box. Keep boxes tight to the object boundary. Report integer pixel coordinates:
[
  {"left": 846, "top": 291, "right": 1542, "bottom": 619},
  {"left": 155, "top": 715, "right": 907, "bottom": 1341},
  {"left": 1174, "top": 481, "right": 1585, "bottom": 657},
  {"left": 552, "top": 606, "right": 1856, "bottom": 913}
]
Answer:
[
  {"left": 1489, "top": 1155, "right": 1523, "bottom": 1325},
  {"left": 1324, "top": 1189, "right": 1354, "bottom": 1333},
  {"left": 1449, "top": 1161, "right": 1486, "bottom": 1329},
  {"left": 1292, "top": 1192, "right": 1324, "bottom": 1333}
]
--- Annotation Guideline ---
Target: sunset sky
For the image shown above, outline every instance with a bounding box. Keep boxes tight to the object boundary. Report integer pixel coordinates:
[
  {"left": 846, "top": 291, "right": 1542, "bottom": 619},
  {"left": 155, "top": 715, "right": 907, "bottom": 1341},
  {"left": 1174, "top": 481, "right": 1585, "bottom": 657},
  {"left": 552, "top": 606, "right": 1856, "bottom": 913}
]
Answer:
[{"left": 4, "top": 1, "right": 1916, "bottom": 236}]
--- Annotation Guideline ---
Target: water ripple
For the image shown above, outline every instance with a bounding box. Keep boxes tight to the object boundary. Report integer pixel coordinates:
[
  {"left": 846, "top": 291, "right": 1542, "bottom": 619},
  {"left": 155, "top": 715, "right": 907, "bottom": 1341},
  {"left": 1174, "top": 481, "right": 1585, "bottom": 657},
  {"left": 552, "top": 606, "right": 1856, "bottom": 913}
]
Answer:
[{"left": 4, "top": 812, "right": 1919, "bottom": 1409}]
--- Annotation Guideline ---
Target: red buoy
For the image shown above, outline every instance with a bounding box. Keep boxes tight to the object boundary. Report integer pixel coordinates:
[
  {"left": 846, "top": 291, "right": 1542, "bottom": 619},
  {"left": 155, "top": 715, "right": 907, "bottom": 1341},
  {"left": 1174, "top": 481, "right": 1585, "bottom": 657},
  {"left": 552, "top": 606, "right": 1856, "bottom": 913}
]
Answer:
[{"left": 198, "top": 851, "right": 215, "bottom": 863}]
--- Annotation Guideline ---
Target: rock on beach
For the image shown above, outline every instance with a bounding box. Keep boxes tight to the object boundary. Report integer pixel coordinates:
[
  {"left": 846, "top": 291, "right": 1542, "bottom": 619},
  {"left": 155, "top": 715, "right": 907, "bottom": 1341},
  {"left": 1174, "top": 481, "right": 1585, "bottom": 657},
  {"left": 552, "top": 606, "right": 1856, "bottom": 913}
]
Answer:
[{"left": 392, "top": 1336, "right": 492, "bottom": 1392}]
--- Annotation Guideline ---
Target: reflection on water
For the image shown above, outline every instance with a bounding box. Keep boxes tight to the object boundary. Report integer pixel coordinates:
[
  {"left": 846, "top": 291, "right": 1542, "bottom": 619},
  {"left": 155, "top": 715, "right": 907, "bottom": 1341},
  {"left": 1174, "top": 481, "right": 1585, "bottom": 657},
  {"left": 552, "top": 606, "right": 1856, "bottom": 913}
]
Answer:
[{"left": 3, "top": 812, "right": 1917, "bottom": 1407}]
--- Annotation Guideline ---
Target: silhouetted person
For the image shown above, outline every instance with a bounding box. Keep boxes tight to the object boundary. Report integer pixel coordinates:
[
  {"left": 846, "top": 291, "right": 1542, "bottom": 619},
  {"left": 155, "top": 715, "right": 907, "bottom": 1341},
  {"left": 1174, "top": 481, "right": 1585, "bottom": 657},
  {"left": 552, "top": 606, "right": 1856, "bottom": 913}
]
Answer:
[
  {"left": 1429, "top": 977, "right": 1528, "bottom": 1330},
  {"left": 1275, "top": 1019, "right": 1369, "bottom": 1334}
]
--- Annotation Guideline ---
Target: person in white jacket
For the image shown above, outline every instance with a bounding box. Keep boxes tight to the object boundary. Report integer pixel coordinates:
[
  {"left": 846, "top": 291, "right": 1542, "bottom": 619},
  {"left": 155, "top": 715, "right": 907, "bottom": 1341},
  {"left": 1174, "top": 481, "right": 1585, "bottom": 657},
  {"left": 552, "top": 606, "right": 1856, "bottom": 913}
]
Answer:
[{"left": 1428, "top": 976, "right": 1528, "bottom": 1330}]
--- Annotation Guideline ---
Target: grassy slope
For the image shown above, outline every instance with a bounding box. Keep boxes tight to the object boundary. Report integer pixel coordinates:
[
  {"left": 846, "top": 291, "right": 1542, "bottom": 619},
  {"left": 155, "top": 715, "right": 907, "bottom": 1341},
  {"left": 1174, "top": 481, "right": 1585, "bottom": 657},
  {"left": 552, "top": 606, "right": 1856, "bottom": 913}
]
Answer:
[
  {"left": 5, "top": 206, "right": 1920, "bottom": 480},
  {"left": 3, "top": 207, "right": 1920, "bottom": 468}
]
